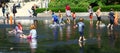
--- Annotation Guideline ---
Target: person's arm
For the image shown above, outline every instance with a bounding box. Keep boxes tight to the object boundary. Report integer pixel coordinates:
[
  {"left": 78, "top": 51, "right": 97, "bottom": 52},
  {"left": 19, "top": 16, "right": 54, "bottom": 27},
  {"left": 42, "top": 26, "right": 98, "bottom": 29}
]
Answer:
[
  {"left": 28, "top": 30, "right": 32, "bottom": 36},
  {"left": 73, "top": 23, "right": 78, "bottom": 28}
]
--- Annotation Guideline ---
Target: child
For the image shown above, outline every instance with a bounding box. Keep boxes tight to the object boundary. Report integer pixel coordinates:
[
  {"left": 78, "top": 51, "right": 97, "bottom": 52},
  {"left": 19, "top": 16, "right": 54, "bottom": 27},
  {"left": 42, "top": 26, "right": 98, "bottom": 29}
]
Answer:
[
  {"left": 58, "top": 10, "right": 65, "bottom": 24},
  {"left": 88, "top": 6, "right": 94, "bottom": 24},
  {"left": 66, "top": 18, "right": 71, "bottom": 24},
  {"left": 52, "top": 12, "right": 59, "bottom": 24},
  {"left": 66, "top": 4, "right": 71, "bottom": 24},
  {"left": 74, "top": 18, "right": 86, "bottom": 42},
  {"left": 96, "top": 7, "right": 102, "bottom": 26},
  {"left": 72, "top": 12, "right": 76, "bottom": 24},
  {"left": 20, "top": 24, "right": 37, "bottom": 39},
  {"left": 8, "top": 22, "right": 23, "bottom": 34},
  {"left": 107, "top": 9, "right": 115, "bottom": 30},
  {"left": 20, "top": 24, "right": 37, "bottom": 53}
]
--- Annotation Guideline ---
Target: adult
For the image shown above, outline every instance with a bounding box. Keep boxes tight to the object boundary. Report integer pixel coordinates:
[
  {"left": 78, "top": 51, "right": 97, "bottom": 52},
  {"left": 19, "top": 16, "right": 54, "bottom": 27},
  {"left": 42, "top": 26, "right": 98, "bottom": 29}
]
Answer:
[
  {"left": 2, "top": 4, "right": 5, "bottom": 16},
  {"left": 96, "top": 7, "right": 102, "bottom": 26},
  {"left": 88, "top": 6, "right": 94, "bottom": 24},
  {"left": 12, "top": 4, "right": 17, "bottom": 17},
  {"left": 5, "top": 5, "right": 9, "bottom": 23},
  {"left": 31, "top": 4, "right": 37, "bottom": 17}
]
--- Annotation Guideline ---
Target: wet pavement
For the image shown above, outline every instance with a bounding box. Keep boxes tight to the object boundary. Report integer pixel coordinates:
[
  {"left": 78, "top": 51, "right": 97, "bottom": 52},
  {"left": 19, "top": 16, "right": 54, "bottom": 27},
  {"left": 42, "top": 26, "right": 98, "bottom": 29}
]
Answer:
[{"left": 0, "top": 16, "right": 120, "bottom": 53}]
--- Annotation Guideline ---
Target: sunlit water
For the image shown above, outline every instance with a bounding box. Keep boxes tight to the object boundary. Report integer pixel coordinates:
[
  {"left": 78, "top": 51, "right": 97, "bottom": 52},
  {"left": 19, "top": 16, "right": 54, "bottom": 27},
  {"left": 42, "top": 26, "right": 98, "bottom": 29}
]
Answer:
[{"left": 0, "top": 19, "right": 120, "bottom": 53}]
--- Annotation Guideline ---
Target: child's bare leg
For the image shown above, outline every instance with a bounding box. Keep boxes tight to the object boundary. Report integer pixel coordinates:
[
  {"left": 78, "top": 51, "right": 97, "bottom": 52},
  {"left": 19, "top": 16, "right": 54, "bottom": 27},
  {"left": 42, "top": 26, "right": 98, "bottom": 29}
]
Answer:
[
  {"left": 96, "top": 21, "right": 99, "bottom": 26},
  {"left": 79, "top": 36, "right": 82, "bottom": 42},
  {"left": 83, "top": 36, "right": 86, "bottom": 40},
  {"left": 111, "top": 24, "right": 113, "bottom": 30},
  {"left": 107, "top": 23, "right": 111, "bottom": 29}
]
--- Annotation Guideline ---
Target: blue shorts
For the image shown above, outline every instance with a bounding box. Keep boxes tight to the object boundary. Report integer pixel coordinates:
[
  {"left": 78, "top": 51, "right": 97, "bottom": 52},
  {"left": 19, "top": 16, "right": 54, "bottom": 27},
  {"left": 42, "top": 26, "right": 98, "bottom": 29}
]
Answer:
[
  {"left": 110, "top": 19, "right": 114, "bottom": 24},
  {"left": 79, "top": 31, "right": 84, "bottom": 36}
]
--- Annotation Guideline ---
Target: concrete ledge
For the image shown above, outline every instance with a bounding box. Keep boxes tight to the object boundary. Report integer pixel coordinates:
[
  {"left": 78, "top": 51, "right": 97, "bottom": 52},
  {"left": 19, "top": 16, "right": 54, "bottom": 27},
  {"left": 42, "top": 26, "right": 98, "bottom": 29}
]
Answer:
[{"left": 37, "top": 12, "right": 110, "bottom": 17}]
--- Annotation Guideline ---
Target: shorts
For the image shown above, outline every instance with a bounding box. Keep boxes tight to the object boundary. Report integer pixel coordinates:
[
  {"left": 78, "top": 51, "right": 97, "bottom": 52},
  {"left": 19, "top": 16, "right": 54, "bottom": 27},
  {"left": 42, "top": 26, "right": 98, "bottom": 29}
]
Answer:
[
  {"left": 30, "top": 39, "right": 37, "bottom": 49},
  {"left": 30, "top": 42, "right": 37, "bottom": 49},
  {"left": 97, "top": 16, "right": 101, "bottom": 21},
  {"left": 73, "top": 17, "right": 75, "bottom": 20},
  {"left": 89, "top": 14, "right": 93, "bottom": 20},
  {"left": 79, "top": 31, "right": 84, "bottom": 36},
  {"left": 54, "top": 19, "right": 59, "bottom": 24},
  {"left": 66, "top": 10, "right": 71, "bottom": 17},
  {"left": 110, "top": 19, "right": 114, "bottom": 24}
]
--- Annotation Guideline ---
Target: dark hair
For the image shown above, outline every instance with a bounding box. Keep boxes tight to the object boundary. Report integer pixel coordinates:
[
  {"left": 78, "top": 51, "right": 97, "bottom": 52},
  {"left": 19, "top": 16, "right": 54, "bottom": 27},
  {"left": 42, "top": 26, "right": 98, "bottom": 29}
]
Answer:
[
  {"left": 73, "top": 12, "right": 75, "bottom": 14},
  {"left": 52, "top": 12, "right": 54, "bottom": 15},
  {"left": 6, "top": 5, "right": 8, "bottom": 8}
]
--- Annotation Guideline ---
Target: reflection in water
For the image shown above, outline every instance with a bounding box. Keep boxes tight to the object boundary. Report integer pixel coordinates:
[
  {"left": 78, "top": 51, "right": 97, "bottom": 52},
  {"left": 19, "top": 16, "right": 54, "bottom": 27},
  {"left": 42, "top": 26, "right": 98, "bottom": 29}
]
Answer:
[
  {"left": 59, "top": 26, "right": 63, "bottom": 40},
  {"left": 15, "top": 33, "right": 22, "bottom": 43},
  {"left": 107, "top": 29, "right": 115, "bottom": 48},
  {"left": 33, "top": 20, "right": 38, "bottom": 27},
  {"left": 89, "top": 23, "right": 93, "bottom": 38},
  {"left": 114, "top": 26, "right": 119, "bottom": 40},
  {"left": 29, "top": 38, "right": 37, "bottom": 53},
  {"left": 53, "top": 26, "right": 59, "bottom": 41},
  {"left": 79, "top": 42, "right": 85, "bottom": 53},
  {"left": 16, "top": 20, "right": 34, "bottom": 26},
  {"left": 66, "top": 25, "right": 71, "bottom": 41},
  {"left": 96, "top": 26, "right": 102, "bottom": 48}
]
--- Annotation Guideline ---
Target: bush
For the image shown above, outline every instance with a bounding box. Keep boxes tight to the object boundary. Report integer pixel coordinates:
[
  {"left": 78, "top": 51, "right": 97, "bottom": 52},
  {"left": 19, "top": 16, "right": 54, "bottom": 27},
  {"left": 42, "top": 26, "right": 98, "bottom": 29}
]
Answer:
[
  {"left": 71, "top": 7, "right": 87, "bottom": 12},
  {"left": 93, "top": 5, "right": 120, "bottom": 12},
  {"left": 36, "top": 5, "right": 120, "bottom": 13},
  {"left": 36, "top": 7, "right": 87, "bottom": 13},
  {"left": 36, "top": 8, "right": 46, "bottom": 13}
]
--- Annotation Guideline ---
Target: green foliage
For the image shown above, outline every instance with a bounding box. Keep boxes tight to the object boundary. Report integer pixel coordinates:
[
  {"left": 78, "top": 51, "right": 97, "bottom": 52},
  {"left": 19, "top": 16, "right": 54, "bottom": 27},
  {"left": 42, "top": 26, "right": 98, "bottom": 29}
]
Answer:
[
  {"left": 49, "top": 0, "right": 97, "bottom": 8},
  {"left": 93, "top": 5, "right": 120, "bottom": 12},
  {"left": 49, "top": 0, "right": 120, "bottom": 9},
  {"left": 36, "top": 8, "right": 46, "bottom": 13},
  {"left": 71, "top": 7, "right": 87, "bottom": 12},
  {"left": 36, "top": 7, "right": 88, "bottom": 13},
  {"left": 36, "top": 5, "right": 120, "bottom": 13}
]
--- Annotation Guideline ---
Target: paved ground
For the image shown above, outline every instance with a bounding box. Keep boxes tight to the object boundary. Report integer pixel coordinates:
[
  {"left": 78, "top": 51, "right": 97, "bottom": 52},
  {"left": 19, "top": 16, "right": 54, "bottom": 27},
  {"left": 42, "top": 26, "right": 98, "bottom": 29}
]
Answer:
[
  {"left": 0, "top": 12, "right": 110, "bottom": 21},
  {"left": 0, "top": 1, "right": 120, "bottom": 21}
]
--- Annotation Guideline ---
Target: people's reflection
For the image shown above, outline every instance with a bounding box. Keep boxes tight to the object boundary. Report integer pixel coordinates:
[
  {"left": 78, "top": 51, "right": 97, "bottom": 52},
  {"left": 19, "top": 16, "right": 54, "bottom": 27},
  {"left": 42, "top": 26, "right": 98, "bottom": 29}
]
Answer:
[
  {"left": 107, "top": 29, "right": 115, "bottom": 48},
  {"left": 96, "top": 26, "right": 101, "bottom": 48},
  {"left": 66, "top": 25, "right": 71, "bottom": 41},
  {"left": 89, "top": 23, "right": 93, "bottom": 38},
  {"left": 34, "top": 20, "right": 38, "bottom": 28},
  {"left": 29, "top": 38, "right": 37, "bottom": 53},
  {"left": 79, "top": 42, "right": 85, "bottom": 53},
  {"left": 114, "top": 26, "right": 119, "bottom": 40},
  {"left": 53, "top": 26, "right": 59, "bottom": 41},
  {"left": 59, "top": 26, "right": 63, "bottom": 40}
]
